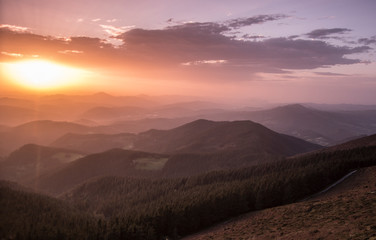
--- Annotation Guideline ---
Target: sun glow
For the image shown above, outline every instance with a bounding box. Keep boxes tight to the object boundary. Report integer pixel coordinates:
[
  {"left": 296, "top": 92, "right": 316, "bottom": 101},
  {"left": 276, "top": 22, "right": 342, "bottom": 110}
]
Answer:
[{"left": 2, "top": 60, "right": 88, "bottom": 90}]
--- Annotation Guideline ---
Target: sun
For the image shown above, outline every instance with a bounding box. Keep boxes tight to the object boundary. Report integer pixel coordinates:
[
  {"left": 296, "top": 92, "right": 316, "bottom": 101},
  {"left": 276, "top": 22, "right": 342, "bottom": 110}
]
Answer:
[{"left": 2, "top": 59, "right": 87, "bottom": 90}]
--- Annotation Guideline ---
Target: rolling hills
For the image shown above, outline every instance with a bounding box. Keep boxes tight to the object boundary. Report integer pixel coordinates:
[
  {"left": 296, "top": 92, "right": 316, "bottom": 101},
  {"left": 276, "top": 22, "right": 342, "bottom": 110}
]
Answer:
[
  {"left": 0, "top": 120, "right": 97, "bottom": 157},
  {"left": 0, "top": 144, "right": 84, "bottom": 184},
  {"left": 60, "top": 137, "right": 376, "bottom": 239},
  {"left": 204, "top": 104, "right": 376, "bottom": 146},
  {"left": 52, "top": 119, "right": 321, "bottom": 155},
  {"left": 31, "top": 119, "right": 321, "bottom": 194},
  {"left": 34, "top": 149, "right": 169, "bottom": 195},
  {"left": 1, "top": 133, "right": 375, "bottom": 239},
  {"left": 131, "top": 119, "right": 321, "bottom": 155}
]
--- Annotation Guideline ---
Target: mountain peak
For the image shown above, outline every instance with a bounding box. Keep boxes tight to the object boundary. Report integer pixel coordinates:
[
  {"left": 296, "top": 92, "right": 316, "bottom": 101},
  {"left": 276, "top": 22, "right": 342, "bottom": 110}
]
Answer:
[
  {"left": 280, "top": 104, "right": 307, "bottom": 110},
  {"left": 92, "top": 92, "right": 113, "bottom": 97}
]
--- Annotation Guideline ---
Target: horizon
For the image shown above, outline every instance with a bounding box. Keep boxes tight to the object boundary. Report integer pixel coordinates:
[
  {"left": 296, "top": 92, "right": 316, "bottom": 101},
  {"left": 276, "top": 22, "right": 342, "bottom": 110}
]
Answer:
[{"left": 1, "top": 0, "right": 376, "bottom": 104}]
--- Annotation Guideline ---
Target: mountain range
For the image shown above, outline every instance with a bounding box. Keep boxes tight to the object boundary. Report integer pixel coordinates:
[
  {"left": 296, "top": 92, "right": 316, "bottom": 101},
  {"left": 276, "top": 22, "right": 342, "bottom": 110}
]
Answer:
[
  {"left": 203, "top": 104, "right": 376, "bottom": 146},
  {"left": 0, "top": 114, "right": 375, "bottom": 239}
]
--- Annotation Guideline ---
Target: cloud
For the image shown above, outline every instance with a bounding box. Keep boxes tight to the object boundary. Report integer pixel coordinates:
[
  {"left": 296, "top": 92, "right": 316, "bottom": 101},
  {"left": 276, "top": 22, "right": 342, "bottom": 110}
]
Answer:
[
  {"left": 358, "top": 36, "right": 376, "bottom": 45},
  {"left": 181, "top": 59, "right": 227, "bottom": 66},
  {"left": 0, "top": 19, "right": 371, "bottom": 81},
  {"left": 100, "top": 24, "right": 134, "bottom": 37},
  {"left": 226, "top": 14, "right": 288, "bottom": 29},
  {"left": 162, "top": 14, "right": 287, "bottom": 36},
  {"left": 241, "top": 34, "right": 266, "bottom": 40},
  {"left": 314, "top": 72, "right": 350, "bottom": 76},
  {"left": 58, "top": 50, "right": 84, "bottom": 54},
  {"left": 1, "top": 51, "right": 24, "bottom": 58},
  {"left": 306, "top": 28, "right": 352, "bottom": 39},
  {"left": 118, "top": 24, "right": 369, "bottom": 71},
  {"left": 0, "top": 24, "right": 29, "bottom": 32},
  {"left": 92, "top": 18, "right": 101, "bottom": 22}
]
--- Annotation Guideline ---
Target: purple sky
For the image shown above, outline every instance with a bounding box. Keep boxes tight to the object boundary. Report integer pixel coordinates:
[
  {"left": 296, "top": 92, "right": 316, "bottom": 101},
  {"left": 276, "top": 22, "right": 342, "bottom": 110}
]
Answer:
[{"left": 1, "top": 0, "right": 375, "bottom": 104}]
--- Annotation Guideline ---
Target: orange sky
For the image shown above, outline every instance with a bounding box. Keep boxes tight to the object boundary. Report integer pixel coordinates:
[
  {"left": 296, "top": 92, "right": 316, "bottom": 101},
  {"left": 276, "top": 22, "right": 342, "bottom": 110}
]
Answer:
[{"left": 1, "top": 0, "right": 376, "bottom": 104}]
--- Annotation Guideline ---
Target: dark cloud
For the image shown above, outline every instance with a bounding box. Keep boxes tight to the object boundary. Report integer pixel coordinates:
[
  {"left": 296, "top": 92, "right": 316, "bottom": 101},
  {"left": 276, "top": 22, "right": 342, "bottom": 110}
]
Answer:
[
  {"left": 118, "top": 24, "right": 369, "bottom": 71},
  {"left": 166, "top": 22, "right": 230, "bottom": 35},
  {"left": 226, "top": 14, "right": 287, "bottom": 29},
  {"left": 314, "top": 72, "right": 350, "bottom": 76},
  {"left": 358, "top": 36, "right": 376, "bottom": 45},
  {"left": 306, "top": 28, "right": 352, "bottom": 38},
  {"left": 288, "top": 35, "right": 300, "bottom": 39},
  {"left": 242, "top": 34, "right": 266, "bottom": 40},
  {"left": 0, "top": 20, "right": 371, "bottom": 81}
]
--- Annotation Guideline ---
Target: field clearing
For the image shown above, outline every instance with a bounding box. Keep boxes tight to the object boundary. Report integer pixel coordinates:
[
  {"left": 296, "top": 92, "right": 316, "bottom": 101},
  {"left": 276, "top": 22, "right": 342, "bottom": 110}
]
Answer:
[
  {"left": 51, "top": 152, "right": 84, "bottom": 163},
  {"left": 133, "top": 157, "right": 169, "bottom": 170}
]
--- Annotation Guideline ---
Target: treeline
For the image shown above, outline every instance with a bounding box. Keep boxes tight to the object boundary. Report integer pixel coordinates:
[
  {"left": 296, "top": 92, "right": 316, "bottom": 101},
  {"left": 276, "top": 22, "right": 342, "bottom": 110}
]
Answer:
[
  {"left": 0, "top": 182, "right": 98, "bottom": 240},
  {"left": 66, "top": 146, "right": 376, "bottom": 239},
  {"left": 1, "top": 146, "right": 376, "bottom": 239}
]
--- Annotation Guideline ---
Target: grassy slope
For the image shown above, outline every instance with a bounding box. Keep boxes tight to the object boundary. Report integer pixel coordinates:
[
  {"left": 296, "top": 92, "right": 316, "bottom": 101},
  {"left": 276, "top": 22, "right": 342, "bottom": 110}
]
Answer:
[{"left": 183, "top": 166, "right": 376, "bottom": 240}]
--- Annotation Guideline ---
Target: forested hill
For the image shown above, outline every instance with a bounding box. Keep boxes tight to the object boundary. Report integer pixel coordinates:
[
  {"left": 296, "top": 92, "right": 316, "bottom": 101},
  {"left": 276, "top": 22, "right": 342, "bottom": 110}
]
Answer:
[{"left": 2, "top": 137, "right": 374, "bottom": 239}]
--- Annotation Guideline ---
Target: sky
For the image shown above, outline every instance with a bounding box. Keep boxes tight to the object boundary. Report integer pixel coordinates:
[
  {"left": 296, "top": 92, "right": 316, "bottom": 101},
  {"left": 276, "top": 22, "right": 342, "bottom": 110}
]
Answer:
[{"left": 0, "top": 0, "right": 376, "bottom": 104}]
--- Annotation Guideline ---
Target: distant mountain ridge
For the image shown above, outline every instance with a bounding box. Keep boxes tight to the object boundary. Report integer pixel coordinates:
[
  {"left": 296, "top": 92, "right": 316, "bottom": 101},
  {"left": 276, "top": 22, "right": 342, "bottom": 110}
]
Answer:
[
  {"left": 0, "top": 120, "right": 96, "bottom": 157},
  {"left": 52, "top": 119, "right": 321, "bottom": 156},
  {"left": 204, "top": 104, "right": 376, "bottom": 146},
  {"left": 34, "top": 119, "right": 322, "bottom": 194},
  {"left": 0, "top": 144, "right": 84, "bottom": 184},
  {"left": 132, "top": 119, "right": 321, "bottom": 155}
]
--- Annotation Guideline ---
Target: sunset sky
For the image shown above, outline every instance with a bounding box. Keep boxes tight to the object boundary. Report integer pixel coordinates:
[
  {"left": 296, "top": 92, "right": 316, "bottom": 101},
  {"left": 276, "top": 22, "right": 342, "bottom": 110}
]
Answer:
[{"left": 1, "top": 0, "right": 375, "bottom": 104}]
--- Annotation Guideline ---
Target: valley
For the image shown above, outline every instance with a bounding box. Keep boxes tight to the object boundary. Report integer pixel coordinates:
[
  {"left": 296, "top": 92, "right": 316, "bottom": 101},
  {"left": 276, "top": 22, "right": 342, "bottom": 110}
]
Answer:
[
  {"left": 0, "top": 95, "right": 375, "bottom": 239},
  {"left": 2, "top": 1, "right": 376, "bottom": 239}
]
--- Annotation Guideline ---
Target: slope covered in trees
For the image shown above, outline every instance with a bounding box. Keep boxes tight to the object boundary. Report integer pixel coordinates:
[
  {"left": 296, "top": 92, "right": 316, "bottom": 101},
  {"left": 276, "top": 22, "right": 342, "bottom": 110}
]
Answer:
[
  {"left": 0, "top": 144, "right": 84, "bottom": 184},
  {"left": 0, "top": 181, "right": 98, "bottom": 240},
  {"left": 1, "top": 134, "right": 375, "bottom": 239},
  {"left": 184, "top": 166, "right": 376, "bottom": 240},
  {"left": 60, "top": 144, "right": 375, "bottom": 239}
]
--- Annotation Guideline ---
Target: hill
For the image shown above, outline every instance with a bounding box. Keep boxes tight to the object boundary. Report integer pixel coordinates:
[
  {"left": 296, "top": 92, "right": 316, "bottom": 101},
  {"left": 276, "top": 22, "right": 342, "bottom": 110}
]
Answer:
[
  {"left": 103, "top": 117, "right": 193, "bottom": 133},
  {"left": 61, "top": 139, "right": 376, "bottom": 239},
  {"left": 52, "top": 119, "right": 321, "bottom": 156},
  {"left": 291, "top": 134, "right": 376, "bottom": 158},
  {"left": 0, "top": 105, "right": 39, "bottom": 126},
  {"left": 322, "top": 133, "right": 376, "bottom": 151},
  {"left": 132, "top": 119, "right": 321, "bottom": 155},
  {"left": 204, "top": 104, "right": 376, "bottom": 146},
  {"left": 81, "top": 106, "right": 149, "bottom": 121},
  {"left": 2, "top": 134, "right": 376, "bottom": 239},
  {"left": 0, "top": 144, "right": 84, "bottom": 184},
  {"left": 0, "top": 181, "right": 98, "bottom": 240},
  {"left": 51, "top": 132, "right": 136, "bottom": 153},
  {"left": 35, "top": 149, "right": 168, "bottom": 195},
  {"left": 183, "top": 166, "right": 376, "bottom": 240},
  {"left": 0, "top": 120, "right": 96, "bottom": 157}
]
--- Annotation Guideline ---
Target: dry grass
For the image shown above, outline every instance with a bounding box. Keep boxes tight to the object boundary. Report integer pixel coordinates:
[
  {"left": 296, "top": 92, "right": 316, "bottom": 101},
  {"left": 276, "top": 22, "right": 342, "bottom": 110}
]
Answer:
[{"left": 184, "top": 166, "right": 376, "bottom": 240}]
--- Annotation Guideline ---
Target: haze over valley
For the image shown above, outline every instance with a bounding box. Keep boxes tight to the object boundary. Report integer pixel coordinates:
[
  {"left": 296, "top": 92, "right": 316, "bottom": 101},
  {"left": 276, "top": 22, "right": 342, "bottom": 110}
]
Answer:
[{"left": 1, "top": 0, "right": 376, "bottom": 239}]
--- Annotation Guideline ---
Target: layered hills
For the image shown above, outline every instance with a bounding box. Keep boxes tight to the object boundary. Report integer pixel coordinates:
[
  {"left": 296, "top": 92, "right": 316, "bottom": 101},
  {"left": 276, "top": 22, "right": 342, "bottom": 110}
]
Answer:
[
  {"left": 0, "top": 95, "right": 375, "bottom": 240},
  {"left": 33, "top": 119, "right": 320, "bottom": 194},
  {"left": 205, "top": 104, "right": 376, "bottom": 146},
  {"left": 1, "top": 131, "right": 375, "bottom": 239},
  {"left": 0, "top": 144, "right": 84, "bottom": 184},
  {"left": 52, "top": 119, "right": 321, "bottom": 155},
  {"left": 0, "top": 120, "right": 95, "bottom": 156}
]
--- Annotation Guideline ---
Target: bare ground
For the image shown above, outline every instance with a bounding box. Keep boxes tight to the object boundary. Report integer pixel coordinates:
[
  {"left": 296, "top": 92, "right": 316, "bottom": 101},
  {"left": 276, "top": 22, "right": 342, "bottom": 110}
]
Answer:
[{"left": 183, "top": 166, "right": 376, "bottom": 240}]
